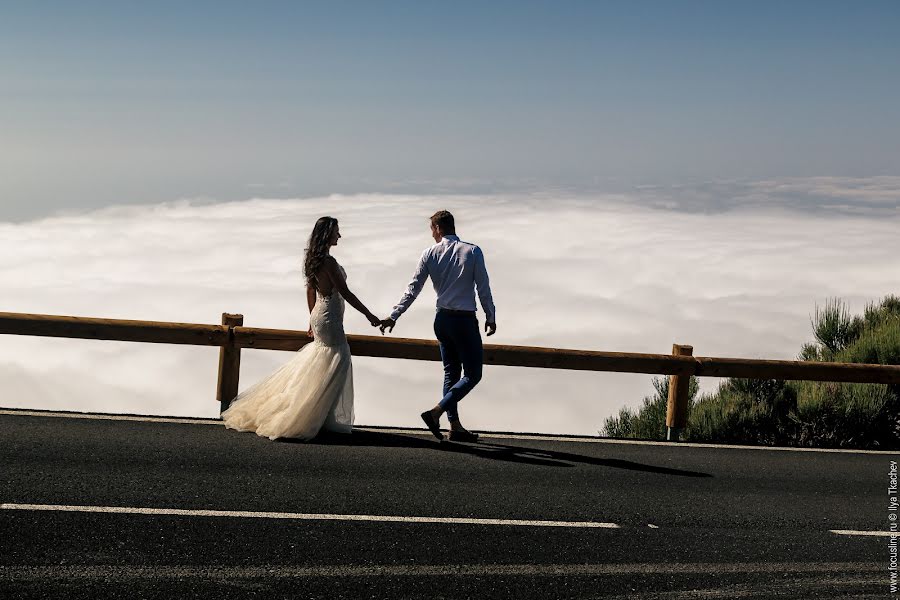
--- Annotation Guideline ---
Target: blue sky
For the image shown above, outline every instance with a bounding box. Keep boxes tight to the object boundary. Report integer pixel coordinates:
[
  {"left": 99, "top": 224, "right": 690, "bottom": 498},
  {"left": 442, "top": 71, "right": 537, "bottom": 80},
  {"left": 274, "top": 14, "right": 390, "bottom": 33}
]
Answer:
[{"left": 2, "top": 1, "right": 899, "bottom": 221}]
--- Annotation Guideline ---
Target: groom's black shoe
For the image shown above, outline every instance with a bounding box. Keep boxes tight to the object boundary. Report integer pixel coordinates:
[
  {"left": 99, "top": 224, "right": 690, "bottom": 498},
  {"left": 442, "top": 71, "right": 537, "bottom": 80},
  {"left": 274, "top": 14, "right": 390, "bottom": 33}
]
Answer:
[
  {"left": 421, "top": 411, "right": 444, "bottom": 441},
  {"left": 448, "top": 429, "right": 480, "bottom": 443}
]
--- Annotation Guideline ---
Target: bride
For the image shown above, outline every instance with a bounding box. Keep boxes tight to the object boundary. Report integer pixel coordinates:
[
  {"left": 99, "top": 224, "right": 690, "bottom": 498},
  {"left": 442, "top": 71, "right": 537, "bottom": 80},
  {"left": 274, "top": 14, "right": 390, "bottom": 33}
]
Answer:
[{"left": 222, "top": 216, "right": 382, "bottom": 440}]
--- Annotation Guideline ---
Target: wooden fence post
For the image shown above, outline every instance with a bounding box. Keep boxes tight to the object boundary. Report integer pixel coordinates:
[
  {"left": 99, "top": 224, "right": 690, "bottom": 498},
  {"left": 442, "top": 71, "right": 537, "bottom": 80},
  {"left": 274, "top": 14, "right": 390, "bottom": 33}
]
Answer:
[
  {"left": 665, "top": 344, "right": 694, "bottom": 442},
  {"left": 216, "top": 313, "right": 244, "bottom": 415}
]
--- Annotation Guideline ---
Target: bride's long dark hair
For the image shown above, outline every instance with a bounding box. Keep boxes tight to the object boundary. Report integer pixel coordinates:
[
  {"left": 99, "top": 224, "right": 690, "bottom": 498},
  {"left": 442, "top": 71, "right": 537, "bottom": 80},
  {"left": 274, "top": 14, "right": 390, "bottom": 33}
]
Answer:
[{"left": 303, "top": 216, "right": 338, "bottom": 290}]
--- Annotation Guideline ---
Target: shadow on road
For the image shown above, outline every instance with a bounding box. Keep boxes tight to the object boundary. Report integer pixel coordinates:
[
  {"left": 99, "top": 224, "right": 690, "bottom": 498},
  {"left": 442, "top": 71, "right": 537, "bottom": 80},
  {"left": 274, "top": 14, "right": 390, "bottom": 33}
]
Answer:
[{"left": 283, "top": 429, "right": 711, "bottom": 478}]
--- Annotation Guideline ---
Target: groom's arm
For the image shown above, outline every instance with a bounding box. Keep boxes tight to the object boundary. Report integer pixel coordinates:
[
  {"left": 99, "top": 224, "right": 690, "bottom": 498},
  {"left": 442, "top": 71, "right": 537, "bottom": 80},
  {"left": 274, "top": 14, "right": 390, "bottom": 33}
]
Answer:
[
  {"left": 474, "top": 246, "right": 496, "bottom": 335},
  {"left": 388, "top": 251, "right": 430, "bottom": 323}
]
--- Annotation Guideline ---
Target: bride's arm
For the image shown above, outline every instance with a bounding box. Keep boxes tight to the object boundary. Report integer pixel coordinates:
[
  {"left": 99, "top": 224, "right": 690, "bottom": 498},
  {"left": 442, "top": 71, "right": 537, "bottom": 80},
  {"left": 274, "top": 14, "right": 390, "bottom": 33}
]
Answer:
[
  {"left": 322, "top": 258, "right": 380, "bottom": 326},
  {"left": 306, "top": 284, "right": 316, "bottom": 338},
  {"left": 307, "top": 284, "right": 316, "bottom": 312}
]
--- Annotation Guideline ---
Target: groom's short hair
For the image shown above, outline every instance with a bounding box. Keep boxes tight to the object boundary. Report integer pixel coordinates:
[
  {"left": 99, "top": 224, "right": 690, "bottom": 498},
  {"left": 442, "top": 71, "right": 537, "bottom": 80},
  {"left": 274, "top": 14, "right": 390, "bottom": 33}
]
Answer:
[{"left": 430, "top": 210, "right": 455, "bottom": 234}]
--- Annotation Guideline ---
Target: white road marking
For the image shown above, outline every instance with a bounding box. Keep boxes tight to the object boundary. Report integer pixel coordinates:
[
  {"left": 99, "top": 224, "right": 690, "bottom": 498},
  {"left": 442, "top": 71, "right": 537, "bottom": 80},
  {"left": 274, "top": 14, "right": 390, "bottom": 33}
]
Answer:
[
  {"left": 1, "top": 408, "right": 896, "bottom": 454},
  {"left": 830, "top": 529, "right": 900, "bottom": 537},
  {"left": 0, "top": 502, "right": 619, "bottom": 529},
  {"left": 0, "top": 562, "right": 882, "bottom": 579}
]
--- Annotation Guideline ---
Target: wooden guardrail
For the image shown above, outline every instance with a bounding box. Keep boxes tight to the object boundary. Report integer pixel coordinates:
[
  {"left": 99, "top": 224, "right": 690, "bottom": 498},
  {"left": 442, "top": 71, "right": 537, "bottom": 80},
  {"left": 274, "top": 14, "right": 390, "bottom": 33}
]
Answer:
[{"left": 2, "top": 310, "right": 900, "bottom": 440}]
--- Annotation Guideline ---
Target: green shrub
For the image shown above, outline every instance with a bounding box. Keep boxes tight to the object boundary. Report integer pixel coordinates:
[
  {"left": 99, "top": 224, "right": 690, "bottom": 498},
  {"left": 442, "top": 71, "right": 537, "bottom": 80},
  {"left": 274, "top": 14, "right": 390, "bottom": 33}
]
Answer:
[
  {"left": 811, "top": 298, "right": 862, "bottom": 357},
  {"left": 687, "top": 378, "right": 797, "bottom": 446},
  {"left": 837, "top": 316, "right": 900, "bottom": 365},
  {"left": 789, "top": 380, "right": 899, "bottom": 448},
  {"left": 602, "top": 376, "right": 698, "bottom": 439},
  {"left": 604, "top": 295, "right": 900, "bottom": 449}
]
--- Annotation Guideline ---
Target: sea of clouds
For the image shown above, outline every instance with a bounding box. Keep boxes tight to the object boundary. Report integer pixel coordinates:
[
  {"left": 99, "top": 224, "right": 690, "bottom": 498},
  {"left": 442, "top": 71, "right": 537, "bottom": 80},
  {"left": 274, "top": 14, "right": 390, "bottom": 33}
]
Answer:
[{"left": 1, "top": 178, "right": 899, "bottom": 435}]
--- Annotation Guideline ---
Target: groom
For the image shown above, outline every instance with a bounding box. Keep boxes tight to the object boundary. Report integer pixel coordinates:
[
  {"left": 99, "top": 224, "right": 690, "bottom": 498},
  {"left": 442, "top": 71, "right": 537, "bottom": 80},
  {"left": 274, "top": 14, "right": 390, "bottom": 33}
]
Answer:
[{"left": 380, "top": 210, "right": 496, "bottom": 442}]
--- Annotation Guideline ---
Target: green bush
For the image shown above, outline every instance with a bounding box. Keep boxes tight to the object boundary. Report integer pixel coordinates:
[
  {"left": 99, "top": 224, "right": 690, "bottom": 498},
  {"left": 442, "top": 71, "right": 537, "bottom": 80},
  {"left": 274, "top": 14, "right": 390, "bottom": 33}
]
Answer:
[
  {"left": 602, "top": 376, "right": 698, "bottom": 440},
  {"left": 687, "top": 378, "right": 797, "bottom": 446},
  {"left": 603, "top": 295, "right": 900, "bottom": 449},
  {"left": 789, "top": 380, "right": 898, "bottom": 448},
  {"left": 811, "top": 298, "right": 861, "bottom": 357}
]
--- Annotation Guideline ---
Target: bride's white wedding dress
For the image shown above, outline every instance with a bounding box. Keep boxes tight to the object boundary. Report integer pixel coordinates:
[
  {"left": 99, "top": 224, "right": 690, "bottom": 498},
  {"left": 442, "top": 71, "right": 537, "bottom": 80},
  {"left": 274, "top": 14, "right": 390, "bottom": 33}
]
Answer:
[{"left": 221, "top": 264, "right": 354, "bottom": 440}]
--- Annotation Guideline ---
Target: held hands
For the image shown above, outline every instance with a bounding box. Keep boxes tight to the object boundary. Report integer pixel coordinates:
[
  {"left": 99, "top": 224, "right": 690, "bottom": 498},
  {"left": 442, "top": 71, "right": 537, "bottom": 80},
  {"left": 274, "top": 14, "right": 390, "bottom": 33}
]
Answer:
[
  {"left": 485, "top": 322, "right": 497, "bottom": 337},
  {"left": 379, "top": 318, "right": 395, "bottom": 335},
  {"left": 363, "top": 310, "right": 392, "bottom": 334}
]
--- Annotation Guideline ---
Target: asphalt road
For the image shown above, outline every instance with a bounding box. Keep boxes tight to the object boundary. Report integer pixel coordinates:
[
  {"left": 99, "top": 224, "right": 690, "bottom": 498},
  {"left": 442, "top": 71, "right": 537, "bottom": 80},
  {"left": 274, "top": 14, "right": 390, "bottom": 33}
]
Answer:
[{"left": 0, "top": 408, "right": 895, "bottom": 599}]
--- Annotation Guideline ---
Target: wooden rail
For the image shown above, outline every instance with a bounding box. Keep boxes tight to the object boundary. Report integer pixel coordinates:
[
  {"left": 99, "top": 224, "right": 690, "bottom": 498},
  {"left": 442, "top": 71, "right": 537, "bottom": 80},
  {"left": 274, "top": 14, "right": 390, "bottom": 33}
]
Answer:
[
  {"left": 232, "top": 326, "right": 697, "bottom": 375},
  {"left": 0, "top": 312, "right": 229, "bottom": 346},
  {"left": 666, "top": 344, "right": 694, "bottom": 440},
  {"left": 3, "top": 311, "right": 900, "bottom": 438}
]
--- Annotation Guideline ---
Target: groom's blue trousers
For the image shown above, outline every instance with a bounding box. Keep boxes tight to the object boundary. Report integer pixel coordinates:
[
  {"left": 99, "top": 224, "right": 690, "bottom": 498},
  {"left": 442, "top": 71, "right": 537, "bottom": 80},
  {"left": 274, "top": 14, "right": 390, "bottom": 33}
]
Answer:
[{"left": 434, "top": 310, "right": 483, "bottom": 422}]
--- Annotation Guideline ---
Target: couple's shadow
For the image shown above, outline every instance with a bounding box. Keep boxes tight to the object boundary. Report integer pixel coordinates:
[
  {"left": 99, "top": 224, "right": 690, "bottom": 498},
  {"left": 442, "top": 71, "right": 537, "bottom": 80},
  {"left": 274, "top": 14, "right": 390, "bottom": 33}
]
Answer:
[{"left": 281, "top": 428, "right": 711, "bottom": 478}]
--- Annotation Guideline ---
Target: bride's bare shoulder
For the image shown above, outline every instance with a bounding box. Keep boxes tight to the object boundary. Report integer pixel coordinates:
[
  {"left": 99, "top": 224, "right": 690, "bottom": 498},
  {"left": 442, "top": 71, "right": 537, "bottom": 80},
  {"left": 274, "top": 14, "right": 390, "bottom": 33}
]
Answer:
[
  {"left": 317, "top": 256, "right": 342, "bottom": 284},
  {"left": 320, "top": 256, "right": 341, "bottom": 273}
]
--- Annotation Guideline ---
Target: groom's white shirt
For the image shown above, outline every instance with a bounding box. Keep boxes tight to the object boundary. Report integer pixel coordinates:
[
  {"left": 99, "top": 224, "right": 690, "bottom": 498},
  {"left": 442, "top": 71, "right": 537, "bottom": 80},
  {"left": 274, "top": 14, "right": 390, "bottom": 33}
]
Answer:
[{"left": 390, "top": 235, "right": 496, "bottom": 323}]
